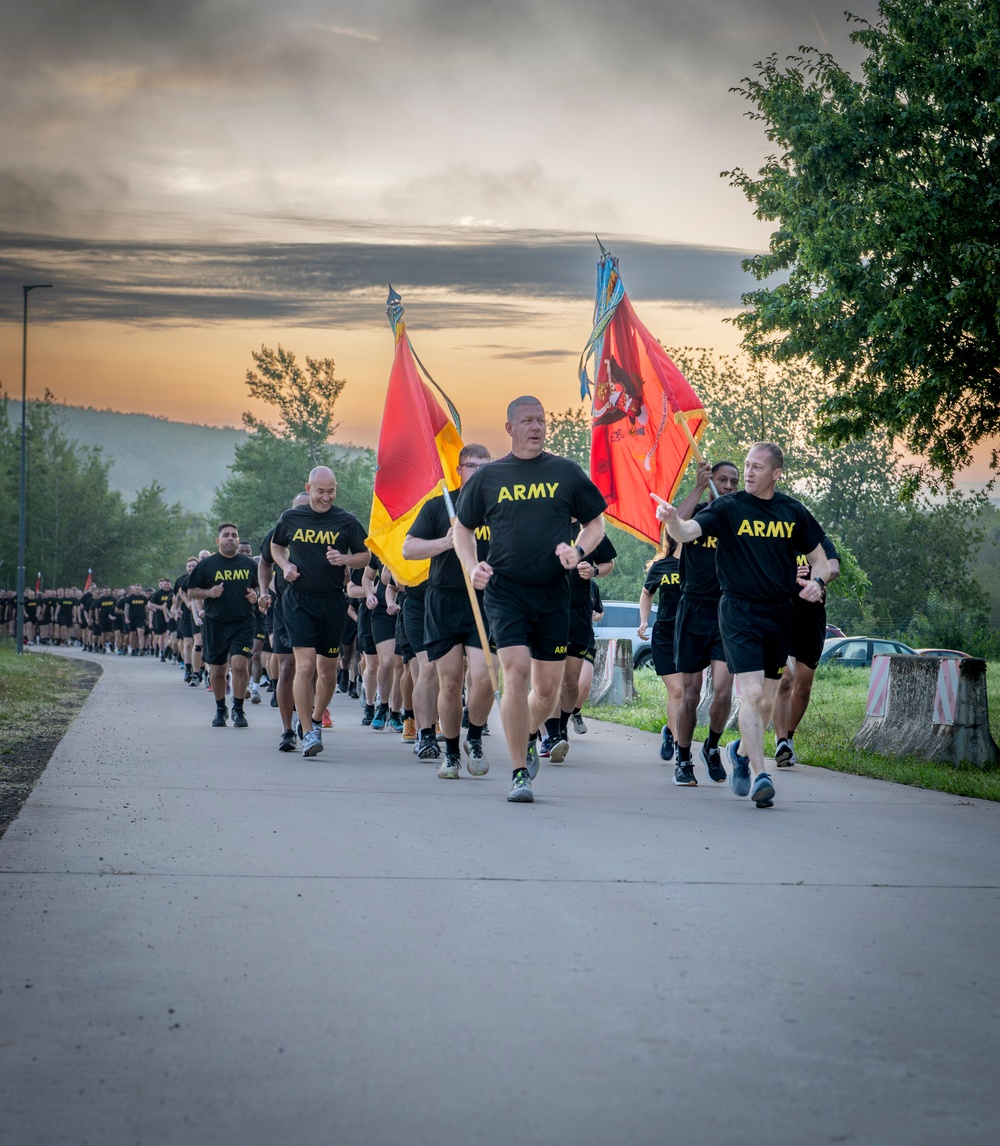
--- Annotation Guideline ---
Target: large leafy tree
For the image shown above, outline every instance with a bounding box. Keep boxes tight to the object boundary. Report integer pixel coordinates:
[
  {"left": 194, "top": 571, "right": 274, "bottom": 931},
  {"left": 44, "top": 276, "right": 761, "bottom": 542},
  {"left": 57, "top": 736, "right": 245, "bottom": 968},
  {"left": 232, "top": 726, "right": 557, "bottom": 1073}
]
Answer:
[
  {"left": 726, "top": 0, "right": 1000, "bottom": 483},
  {"left": 213, "top": 345, "right": 375, "bottom": 548}
]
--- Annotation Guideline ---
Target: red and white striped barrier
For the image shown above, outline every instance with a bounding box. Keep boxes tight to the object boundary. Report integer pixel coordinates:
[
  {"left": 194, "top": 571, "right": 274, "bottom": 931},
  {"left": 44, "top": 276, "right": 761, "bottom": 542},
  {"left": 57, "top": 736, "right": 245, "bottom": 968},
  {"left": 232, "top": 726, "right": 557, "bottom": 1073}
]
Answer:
[
  {"left": 866, "top": 654, "right": 891, "bottom": 717},
  {"left": 933, "top": 658, "right": 960, "bottom": 726}
]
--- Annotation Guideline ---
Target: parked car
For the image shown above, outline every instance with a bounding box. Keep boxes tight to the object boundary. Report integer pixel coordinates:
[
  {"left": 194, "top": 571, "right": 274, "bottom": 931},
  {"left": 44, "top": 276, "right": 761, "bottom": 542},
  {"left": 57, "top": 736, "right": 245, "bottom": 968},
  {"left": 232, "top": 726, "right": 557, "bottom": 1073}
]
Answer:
[
  {"left": 916, "top": 648, "right": 971, "bottom": 659},
  {"left": 819, "top": 636, "right": 918, "bottom": 667},
  {"left": 592, "top": 600, "right": 655, "bottom": 670},
  {"left": 825, "top": 622, "right": 846, "bottom": 639}
]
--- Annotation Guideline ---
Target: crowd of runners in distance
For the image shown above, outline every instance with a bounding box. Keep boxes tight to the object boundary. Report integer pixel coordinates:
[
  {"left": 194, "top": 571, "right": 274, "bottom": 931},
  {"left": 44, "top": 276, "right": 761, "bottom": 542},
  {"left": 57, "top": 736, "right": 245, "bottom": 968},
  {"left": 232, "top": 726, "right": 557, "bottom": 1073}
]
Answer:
[{"left": 3, "top": 395, "right": 837, "bottom": 811}]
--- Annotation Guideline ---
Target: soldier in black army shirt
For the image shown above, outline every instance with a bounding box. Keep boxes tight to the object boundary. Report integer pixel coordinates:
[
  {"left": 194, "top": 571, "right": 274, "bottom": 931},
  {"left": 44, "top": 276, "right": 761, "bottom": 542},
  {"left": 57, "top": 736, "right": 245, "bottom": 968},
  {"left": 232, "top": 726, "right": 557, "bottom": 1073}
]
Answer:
[
  {"left": 404, "top": 442, "right": 494, "bottom": 778},
  {"left": 656, "top": 442, "right": 831, "bottom": 810},
  {"left": 270, "top": 466, "right": 370, "bottom": 758},
  {"left": 454, "top": 396, "right": 607, "bottom": 805},
  {"left": 186, "top": 523, "right": 259, "bottom": 729}
]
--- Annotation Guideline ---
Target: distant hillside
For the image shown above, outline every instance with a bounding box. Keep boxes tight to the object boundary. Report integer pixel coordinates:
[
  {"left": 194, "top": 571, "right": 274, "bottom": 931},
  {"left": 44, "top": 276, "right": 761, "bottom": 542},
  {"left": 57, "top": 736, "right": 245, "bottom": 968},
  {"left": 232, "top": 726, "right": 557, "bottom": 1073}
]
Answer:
[{"left": 6, "top": 401, "right": 247, "bottom": 513}]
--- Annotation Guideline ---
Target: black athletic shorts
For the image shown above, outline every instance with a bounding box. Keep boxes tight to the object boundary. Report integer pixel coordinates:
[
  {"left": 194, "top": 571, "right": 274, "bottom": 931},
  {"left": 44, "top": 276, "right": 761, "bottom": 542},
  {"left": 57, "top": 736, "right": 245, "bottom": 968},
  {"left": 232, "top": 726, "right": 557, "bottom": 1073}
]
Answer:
[
  {"left": 651, "top": 621, "right": 678, "bottom": 677},
  {"left": 718, "top": 594, "right": 792, "bottom": 680},
  {"left": 201, "top": 616, "right": 255, "bottom": 666},
  {"left": 253, "top": 608, "right": 265, "bottom": 644},
  {"left": 342, "top": 608, "right": 358, "bottom": 646},
  {"left": 58, "top": 608, "right": 73, "bottom": 627},
  {"left": 401, "top": 591, "right": 427, "bottom": 656},
  {"left": 281, "top": 587, "right": 346, "bottom": 659},
  {"left": 789, "top": 599, "right": 826, "bottom": 670},
  {"left": 270, "top": 594, "right": 292, "bottom": 656},
  {"left": 100, "top": 620, "right": 115, "bottom": 635},
  {"left": 567, "top": 602, "right": 596, "bottom": 662},
  {"left": 152, "top": 612, "right": 167, "bottom": 636},
  {"left": 394, "top": 609, "right": 415, "bottom": 663},
  {"left": 674, "top": 595, "right": 726, "bottom": 674},
  {"left": 424, "top": 585, "right": 492, "bottom": 663},
  {"left": 370, "top": 605, "right": 396, "bottom": 647},
  {"left": 357, "top": 607, "right": 376, "bottom": 656},
  {"left": 483, "top": 573, "right": 570, "bottom": 662},
  {"left": 177, "top": 610, "right": 193, "bottom": 640}
]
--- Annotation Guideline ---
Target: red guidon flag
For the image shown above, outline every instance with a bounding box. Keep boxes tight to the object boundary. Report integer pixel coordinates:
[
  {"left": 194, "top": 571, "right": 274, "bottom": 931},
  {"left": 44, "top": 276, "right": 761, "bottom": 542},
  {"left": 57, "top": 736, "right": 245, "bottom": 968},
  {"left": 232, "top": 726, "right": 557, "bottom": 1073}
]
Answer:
[
  {"left": 579, "top": 244, "right": 708, "bottom": 544},
  {"left": 83, "top": 569, "right": 93, "bottom": 592},
  {"left": 366, "top": 289, "right": 463, "bottom": 585}
]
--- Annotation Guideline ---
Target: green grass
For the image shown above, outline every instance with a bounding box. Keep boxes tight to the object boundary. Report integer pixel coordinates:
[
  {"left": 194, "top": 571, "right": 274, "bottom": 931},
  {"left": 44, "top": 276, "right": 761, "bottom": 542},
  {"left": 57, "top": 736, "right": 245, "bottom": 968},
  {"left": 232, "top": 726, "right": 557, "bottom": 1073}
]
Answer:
[
  {"left": 585, "top": 662, "right": 1000, "bottom": 802},
  {"left": 0, "top": 638, "right": 95, "bottom": 754}
]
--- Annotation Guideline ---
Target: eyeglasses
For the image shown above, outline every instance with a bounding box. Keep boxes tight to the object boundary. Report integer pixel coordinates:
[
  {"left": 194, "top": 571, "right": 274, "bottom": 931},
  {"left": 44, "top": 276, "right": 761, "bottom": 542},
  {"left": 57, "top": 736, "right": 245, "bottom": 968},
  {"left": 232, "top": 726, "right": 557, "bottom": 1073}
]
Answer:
[{"left": 459, "top": 461, "right": 487, "bottom": 470}]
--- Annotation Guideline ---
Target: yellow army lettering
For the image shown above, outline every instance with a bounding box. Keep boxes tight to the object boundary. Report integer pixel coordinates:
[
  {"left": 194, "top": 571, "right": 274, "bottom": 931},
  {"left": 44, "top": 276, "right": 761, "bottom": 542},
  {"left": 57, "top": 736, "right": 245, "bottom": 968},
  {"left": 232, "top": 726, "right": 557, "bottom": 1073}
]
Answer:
[
  {"left": 213, "top": 569, "right": 252, "bottom": 581},
  {"left": 291, "top": 528, "right": 342, "bottom": 546},
  {"left": 496, "top": 482, "right": 560, "bottom": 503},
  {"left": 736, "top": 519, "right": 795, "bottom": 539},
  {"left": 474, "top": 525, "right": 491, "bottom": 540},
  {"left": 659, "top": 572, "right": 681, "bottom": 586},
  {"left": 553, "top": 645, "right": 568, "bottom": 655}
]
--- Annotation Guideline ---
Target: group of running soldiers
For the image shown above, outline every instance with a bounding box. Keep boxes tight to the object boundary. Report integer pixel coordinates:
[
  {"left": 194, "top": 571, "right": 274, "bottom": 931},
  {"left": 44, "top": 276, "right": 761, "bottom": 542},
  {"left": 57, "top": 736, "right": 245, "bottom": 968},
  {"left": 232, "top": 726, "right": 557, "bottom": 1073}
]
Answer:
[{"left": 7, "top": 394, "right": 835, "bottom": 810}]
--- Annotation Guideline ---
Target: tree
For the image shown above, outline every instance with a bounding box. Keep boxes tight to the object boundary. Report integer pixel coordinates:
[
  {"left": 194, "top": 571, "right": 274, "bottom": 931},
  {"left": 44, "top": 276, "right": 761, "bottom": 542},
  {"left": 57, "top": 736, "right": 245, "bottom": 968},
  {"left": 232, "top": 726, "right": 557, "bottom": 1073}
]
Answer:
[
  {"left": 118, "top": 482, "right": 206, "bottom": 586},
  {"left": 243, "top": 345, "right": 347, "bottom": 466},
  {"left": 213, "top": 345, "right": 375, "bottom": 548},
  {"left": 725, "top": 0, "right": 1000, "bottom": 483}
]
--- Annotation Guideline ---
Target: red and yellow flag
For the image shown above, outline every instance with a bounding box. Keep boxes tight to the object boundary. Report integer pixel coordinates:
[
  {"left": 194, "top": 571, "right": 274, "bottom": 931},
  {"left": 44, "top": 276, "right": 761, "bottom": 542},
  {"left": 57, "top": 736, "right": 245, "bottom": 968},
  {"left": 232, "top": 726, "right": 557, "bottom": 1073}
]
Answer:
[
  {"left": 366, "top": 307, "right": 463, "bottom": 585},
  {"left": 580, "top": 248, "right": 707, "bottom": 544}
]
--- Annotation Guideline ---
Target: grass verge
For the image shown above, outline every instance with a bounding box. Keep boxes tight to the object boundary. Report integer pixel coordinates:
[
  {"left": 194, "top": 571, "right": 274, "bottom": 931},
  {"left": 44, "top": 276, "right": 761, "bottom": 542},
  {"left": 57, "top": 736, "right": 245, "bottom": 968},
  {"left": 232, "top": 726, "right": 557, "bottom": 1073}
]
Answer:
[
  {"left": 585, "top": 662, "right": 1000, "bottom": 802},
  {"left": 0, "top": 638, "right": 102, "bottom": 838}
]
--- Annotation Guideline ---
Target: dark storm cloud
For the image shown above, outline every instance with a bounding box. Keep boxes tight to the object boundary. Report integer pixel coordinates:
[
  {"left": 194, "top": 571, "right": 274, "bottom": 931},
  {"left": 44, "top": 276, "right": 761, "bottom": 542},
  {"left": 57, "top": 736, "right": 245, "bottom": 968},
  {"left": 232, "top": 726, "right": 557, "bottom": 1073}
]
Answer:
[{"left": 0, "top": 229, "right": 763, "bottom": 328}]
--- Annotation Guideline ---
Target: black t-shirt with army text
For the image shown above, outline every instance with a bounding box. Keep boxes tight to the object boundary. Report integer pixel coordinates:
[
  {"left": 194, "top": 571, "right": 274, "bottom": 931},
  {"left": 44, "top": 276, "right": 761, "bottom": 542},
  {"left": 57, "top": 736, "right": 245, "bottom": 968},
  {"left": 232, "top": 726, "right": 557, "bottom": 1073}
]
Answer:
[
  {"left": 693, "top": 489, "right": 825, "bottom": 605},
  {"left": 678, "top": 500, "right": 723, "bottom": 602},
  {"left": 455, "top": 452, "right": 608, "bottom": 586},
  {"left": 259, "top": 527, "right": 287, "bottom": 597},
  {"left": 409, "top": 492, "right": 490, "bottom": 592},
  {"left": 644, "top": 555, "right": 682, "bottom": 626},
  {"left": 793, "top": 535, "right": 841, "bottom": 615},
  {"left": 568, "top": 529, "right": 617, "bottom": 610},
  {"left": 272, "top": 504, "right": 369, "bottom": 595},
  {"left": 186, "top": 553, "right": 259, "bottom": 624}
]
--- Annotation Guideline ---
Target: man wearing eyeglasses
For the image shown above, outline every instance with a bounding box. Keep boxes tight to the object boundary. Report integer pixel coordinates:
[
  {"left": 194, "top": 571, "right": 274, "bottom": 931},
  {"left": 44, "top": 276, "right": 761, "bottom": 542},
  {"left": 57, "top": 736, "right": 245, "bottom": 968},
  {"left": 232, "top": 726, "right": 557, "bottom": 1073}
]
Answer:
[
  {"left": 453, "top": 397, "right": 607, "bottom": 804},
  {"left": 403, "top": 443, "right": 495, "bottom": 779}
]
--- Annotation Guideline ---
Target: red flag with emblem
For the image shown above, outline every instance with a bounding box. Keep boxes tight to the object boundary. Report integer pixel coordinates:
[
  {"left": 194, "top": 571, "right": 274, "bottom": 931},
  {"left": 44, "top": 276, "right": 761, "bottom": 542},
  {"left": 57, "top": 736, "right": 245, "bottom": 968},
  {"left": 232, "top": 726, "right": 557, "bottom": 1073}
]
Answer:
[{"left": 579, "top": 247, "right": 708, "bottom": 544}]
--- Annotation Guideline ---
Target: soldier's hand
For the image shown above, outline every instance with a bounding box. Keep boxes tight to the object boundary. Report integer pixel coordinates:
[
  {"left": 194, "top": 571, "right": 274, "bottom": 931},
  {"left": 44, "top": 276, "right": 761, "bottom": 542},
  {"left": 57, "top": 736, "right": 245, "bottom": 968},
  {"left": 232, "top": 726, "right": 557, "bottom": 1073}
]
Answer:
[
  {"left": 555, "top": 542, "right": 579, "bottom": 570},
  {"left": 283, "top": 564, "right": 300, "bottom": 582},
  {"left": 470, "top": 561, "right": 493, "bottom": 590},
  {"left": 326, "top": 547, "right": 347, "bottom": 566},
  {"left": 650, "top": 492, "right": 676, "bottom": 524}
]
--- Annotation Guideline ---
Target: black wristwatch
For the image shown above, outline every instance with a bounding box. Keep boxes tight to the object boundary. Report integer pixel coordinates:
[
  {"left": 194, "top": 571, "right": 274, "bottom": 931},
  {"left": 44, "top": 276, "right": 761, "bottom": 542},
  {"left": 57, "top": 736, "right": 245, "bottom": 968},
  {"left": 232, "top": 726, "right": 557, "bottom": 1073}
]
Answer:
[
  {"left": 813, "top": 576, "right": 826, "bottom": 590},
  {"left": 575, "top": 545, "right": 586, "bottom": 560}
]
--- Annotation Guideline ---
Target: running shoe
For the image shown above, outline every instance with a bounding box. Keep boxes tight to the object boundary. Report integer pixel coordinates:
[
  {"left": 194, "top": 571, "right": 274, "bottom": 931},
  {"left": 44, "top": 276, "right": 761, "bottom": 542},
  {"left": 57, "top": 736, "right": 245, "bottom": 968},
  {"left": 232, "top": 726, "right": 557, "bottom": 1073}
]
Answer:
[
  {"left": 348, "top": 680, "right": 359, "bottom": 699},
  {"left": 525, "top": 738, "right": 540, "bottom": 780},
  {"left": 361, "top": 704, "right": 375, "bottom": 726},
  {"left": 538, "top": 737, "right": 552, "bottom": 759},
  {"left": 189, "top": 673, "right": 200, "bottom": 688},
  {"left": 321, "top": 708, "right": 333, "bottom": 729},
  {"left": 401, "top": 717, "right": 417, "bottom": 743},
  {"left": 371, "top": 704, "right": 388, "bottom": 731},
  {"left": 481, "top": 720, "right": 491, "bottom": 736},
  {"left": 548, "top": 736, "right": 569, "bottom": 764},
  {"left": 463, "top": 738, "right": 489, "bottom": 776},
  {"left": 301, "top": 729, "right": 323, "bottom": 757},
  {"left": 571, "top": 712, "right": 587, "bottom": 735},
  {"left": 388, "top": 712, "right": 404, "bottom": 734},
  {"left": 293, "top": 716, "right": 303, "bottom": 741},
  {"left": 211, "top": 706, "right": 228, "bottom": 728},
  {"left": 750, "top": 771, "right": 775, "bottom": 808},
  {"left": 701, "top": 743, "right": 727, "bottom": 784},
  {"left": 270, "top": 692, "right": 278, "bottom": 708},
  {"left": 250, "top": 685, "right": 261, "bottom": 705},
  {"left": 673, "top": 761, "right": 698, "bottom": 786},
  {"left": 507, "top": 769, "right": 534, "bottom": 803},
  {"left": 727, "top": 740, "right": 752, "bottom": 797},
  {"left": 278, "top": 728, "right": 296, "bottom": 752},
  {"left": 659, "top": 724, "right": 675, "bottom": 762},
  {"left": 775, "top": 738, "right": 795, "bottom": 767},
  {"left": 416, "top": 737, "right": 441, "bottom": 761},
  {"left": 232, "top": 708, "right": 248, "bottom": 729},
  {"left": 437, "top": 753, "right": 462, "bottom": 779}
]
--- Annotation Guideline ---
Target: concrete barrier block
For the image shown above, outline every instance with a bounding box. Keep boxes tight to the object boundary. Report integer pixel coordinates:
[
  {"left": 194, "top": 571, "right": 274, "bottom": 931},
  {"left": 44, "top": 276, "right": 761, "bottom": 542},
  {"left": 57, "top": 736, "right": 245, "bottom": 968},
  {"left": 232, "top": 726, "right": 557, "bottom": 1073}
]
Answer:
[
  {"left": 854, "top": 655, "right": 998, "bottom": 768},
  {"left": 590, "top": 638, "right": 635, "bottom": 706}
]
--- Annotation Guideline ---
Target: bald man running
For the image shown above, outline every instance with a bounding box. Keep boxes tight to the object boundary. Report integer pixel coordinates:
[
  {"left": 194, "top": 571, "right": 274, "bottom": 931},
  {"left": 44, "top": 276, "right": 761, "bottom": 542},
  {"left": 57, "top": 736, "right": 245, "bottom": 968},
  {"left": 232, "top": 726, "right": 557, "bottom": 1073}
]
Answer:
[{"left": 269, "top": 466, "right": 371, "bottom": 758}]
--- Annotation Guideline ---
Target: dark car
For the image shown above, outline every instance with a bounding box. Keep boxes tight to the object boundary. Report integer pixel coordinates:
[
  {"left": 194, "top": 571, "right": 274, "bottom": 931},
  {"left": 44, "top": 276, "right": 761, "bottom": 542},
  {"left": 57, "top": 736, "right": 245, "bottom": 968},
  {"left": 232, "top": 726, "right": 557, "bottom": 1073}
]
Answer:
[
  {"left": 825, "top": 622, "right": 846, "bottom": 639},
  {"left": 819, "top": 636, "right": 918, "bottom": 667}
]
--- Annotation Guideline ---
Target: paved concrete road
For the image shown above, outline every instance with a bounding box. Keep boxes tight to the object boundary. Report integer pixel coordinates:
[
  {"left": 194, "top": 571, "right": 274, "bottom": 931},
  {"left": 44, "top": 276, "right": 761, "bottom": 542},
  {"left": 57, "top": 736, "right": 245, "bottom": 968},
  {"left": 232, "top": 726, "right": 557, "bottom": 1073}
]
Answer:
[{"left": 2, "top": 650, "right": 999, "bottom": 1146}]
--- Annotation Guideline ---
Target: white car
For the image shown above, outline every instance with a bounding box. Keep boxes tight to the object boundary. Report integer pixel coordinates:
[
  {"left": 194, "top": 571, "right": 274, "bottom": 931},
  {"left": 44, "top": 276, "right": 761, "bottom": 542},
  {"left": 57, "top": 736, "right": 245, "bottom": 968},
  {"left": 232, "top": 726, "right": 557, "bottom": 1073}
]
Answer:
[{"left": 592, "top": 600, "right": 656, "bottom": 670}]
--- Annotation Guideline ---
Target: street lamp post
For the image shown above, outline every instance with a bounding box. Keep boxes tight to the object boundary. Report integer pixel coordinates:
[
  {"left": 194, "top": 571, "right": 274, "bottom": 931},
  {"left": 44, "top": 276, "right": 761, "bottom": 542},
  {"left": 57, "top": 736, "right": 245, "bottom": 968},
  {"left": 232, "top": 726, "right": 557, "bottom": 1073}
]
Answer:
[{"left": 16, "top": 284, "right": 53, "bottom": 655}]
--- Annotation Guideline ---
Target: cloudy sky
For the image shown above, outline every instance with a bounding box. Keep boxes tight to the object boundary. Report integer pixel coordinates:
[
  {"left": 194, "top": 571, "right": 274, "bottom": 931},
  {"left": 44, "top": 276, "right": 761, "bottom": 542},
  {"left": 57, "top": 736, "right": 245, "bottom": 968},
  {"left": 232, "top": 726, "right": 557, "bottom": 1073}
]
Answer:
[{"left": 1, "top": 0, "right": 925, "bottom": 466}]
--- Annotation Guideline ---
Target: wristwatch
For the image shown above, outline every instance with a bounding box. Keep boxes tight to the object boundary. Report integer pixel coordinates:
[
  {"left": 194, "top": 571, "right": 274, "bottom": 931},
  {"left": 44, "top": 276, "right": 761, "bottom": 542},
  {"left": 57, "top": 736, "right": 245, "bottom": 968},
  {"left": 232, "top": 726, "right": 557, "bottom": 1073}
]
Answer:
[{"left": 574, "top": 544, "right": 586, "bottom": 560}]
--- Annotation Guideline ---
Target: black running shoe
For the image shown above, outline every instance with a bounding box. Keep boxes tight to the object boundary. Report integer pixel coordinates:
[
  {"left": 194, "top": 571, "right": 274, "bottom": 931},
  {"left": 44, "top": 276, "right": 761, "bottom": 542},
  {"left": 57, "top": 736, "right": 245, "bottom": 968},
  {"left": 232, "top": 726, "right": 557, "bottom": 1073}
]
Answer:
[
  {"left": 361, "top": 703, "right": 375, "bottom": 726},
  {"left": 660, "top": 724, "right": 675, "bottom": 762},
  {"left": 416, "top": 736, "right": 441, "bottom": 760},
  {"left": 270, "top": 692, "right": 279, "bottom": 708},
  {"left": 212, "top": 707, "right": 228, "bottom": 728},
  {"left": 278, "top": 728, "right": 296, "bottom": 752},
  {"left": 232, "top": 708, "right": 248, "bottom": 729},
  {"left": 673, "top": 761, "right": 697, "bottom": 786},
  {"left": 701, "top": 743, "right": 727, "bottom": 783}
]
